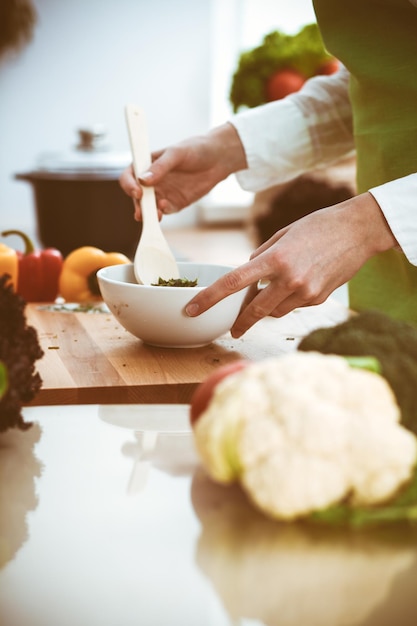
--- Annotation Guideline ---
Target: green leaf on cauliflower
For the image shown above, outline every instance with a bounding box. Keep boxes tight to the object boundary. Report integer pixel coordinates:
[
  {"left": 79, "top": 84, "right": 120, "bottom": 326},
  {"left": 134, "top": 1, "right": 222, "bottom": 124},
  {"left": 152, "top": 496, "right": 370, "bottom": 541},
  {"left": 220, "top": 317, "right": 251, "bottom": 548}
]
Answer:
[
  {"left": 310, "top": 462, "right": 417, "bottom": 527},
  {"left": 343, "top": 355, "right": 382, "bottom": 374}
]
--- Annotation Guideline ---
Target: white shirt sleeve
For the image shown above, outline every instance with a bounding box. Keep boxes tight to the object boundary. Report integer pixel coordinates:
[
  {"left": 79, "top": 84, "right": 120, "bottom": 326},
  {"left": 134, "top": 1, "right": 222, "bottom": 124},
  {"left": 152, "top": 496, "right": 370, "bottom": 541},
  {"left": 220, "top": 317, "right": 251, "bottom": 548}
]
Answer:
[
  {"left": 370, "top": 175, "right": 417, "bottom": 266},
  {"left": 230, "top": 65, "right": 417, "bottom": 267},
  {"left": 230, "top": 65, "right": 354, "bottom": 192}
]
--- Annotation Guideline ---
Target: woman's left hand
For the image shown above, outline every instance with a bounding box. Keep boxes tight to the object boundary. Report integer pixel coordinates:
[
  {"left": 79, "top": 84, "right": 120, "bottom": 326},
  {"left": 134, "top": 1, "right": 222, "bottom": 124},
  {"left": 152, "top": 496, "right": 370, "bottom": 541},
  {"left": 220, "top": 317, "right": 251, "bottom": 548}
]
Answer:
[{"left": 185, "top": 193, "right": 398, "bottom": 337}]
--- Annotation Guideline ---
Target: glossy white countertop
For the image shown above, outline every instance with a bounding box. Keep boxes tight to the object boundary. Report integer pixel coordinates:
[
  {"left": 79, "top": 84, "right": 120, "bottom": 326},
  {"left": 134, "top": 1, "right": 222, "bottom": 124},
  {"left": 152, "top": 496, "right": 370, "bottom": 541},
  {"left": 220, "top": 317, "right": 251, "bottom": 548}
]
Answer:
[{"left": 1, "top": 404, "right": 417, "bottom": 626}]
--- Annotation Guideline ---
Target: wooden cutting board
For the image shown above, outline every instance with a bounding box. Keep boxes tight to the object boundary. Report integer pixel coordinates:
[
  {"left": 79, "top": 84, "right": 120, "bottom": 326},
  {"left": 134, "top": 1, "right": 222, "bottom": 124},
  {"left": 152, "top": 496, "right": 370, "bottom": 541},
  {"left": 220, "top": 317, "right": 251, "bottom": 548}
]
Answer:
[{"left": 26, "top": 299, "right": 350, "bottom": 406}]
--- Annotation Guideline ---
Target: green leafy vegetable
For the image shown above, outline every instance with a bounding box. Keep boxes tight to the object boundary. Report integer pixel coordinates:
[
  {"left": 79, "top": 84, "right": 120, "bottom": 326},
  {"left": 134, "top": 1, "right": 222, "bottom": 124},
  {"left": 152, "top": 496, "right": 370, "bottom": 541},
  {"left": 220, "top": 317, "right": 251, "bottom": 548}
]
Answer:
[
  {"left": 230, "top": 23, "right": 334, "bottom": 112},
  {"left": 0, "top": 361, "right": 8, "bottom": 398},
  {"left": 0, "top": 273, "right": 43, "bottom": 432},
  {"left": 152, "top": 277, "right": 198, "bottom": 287},
  {"left": 39, "top": 302, "right": 108, "bottom": 314}
]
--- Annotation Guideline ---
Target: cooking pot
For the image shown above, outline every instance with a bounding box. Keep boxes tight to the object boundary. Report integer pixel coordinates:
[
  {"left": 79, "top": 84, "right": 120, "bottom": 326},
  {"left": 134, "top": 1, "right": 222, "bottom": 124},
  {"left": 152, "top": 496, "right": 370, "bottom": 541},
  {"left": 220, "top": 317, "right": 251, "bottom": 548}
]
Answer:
[{"left": 15, "top": 126, "right": 140, "bottom": 258}]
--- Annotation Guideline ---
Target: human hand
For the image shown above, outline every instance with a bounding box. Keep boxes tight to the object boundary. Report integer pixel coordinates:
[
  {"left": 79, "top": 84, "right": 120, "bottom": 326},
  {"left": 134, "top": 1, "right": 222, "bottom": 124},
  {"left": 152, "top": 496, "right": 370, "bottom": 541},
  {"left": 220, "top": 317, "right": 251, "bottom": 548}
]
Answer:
[
  {"left": 185, "top": 193, "right": 398, "bottom": 337},
  {"left": 119, "top": 122, "right": 247, "bottom": 221}
]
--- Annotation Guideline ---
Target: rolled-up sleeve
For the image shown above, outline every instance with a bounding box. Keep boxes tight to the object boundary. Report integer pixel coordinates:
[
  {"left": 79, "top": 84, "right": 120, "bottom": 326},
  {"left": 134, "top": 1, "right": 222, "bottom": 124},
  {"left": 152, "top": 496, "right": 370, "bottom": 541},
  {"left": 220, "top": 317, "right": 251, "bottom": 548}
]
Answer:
[{"left": 231, "top": 66, "right": 355, "bottom": 192}]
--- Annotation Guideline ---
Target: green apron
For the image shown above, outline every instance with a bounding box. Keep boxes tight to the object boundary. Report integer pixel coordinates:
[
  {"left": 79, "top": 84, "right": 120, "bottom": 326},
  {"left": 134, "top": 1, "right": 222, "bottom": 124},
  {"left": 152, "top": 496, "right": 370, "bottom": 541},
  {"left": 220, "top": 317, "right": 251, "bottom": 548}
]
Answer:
[{"left": 312, "top": 0, "right": 417, "bottom": 324}]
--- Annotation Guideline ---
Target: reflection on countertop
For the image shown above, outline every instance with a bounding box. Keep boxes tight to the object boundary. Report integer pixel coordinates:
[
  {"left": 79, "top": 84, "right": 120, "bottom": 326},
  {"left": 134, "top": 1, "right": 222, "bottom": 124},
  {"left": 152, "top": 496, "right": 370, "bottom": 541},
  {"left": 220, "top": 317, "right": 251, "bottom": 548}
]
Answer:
[
  {"left": 192, "top": 469, "right": 417, "bottom": 626},
  {"left": 1, "top": 404, "right": 416, "bottom": 626},
  {"left": 0, "top": 423, "right": 43, "bottom": 569},
  {"left": 122, "top": 432, "right": 199, "bottom": 494},
  {"left": 99, "top": 403, "right": 198, "bottom": 494}
]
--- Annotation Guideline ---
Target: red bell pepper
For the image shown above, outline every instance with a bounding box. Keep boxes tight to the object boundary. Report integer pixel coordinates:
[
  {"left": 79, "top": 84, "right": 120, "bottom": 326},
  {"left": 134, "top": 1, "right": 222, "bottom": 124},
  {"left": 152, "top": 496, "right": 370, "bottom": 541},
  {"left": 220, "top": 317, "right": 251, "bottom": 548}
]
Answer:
[{"left": 1, "top": 230, "right": 63, "bottom": 302}]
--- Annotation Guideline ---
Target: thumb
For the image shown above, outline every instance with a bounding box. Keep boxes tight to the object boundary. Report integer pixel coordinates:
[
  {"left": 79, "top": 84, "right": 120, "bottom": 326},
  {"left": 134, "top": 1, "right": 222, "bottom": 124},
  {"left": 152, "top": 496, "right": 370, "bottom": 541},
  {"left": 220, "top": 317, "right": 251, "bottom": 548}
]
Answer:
[
  {"left": 137, "top": 170, "right": 156, "bottom": 186},
  {"left": 138, "top": 146, "right": 182, "bottom": 185}
]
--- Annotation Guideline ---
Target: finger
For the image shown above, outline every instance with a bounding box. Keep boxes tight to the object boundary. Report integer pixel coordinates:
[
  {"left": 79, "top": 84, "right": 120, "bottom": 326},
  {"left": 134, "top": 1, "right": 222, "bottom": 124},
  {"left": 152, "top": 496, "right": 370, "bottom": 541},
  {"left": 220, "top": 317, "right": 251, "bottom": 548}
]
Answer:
[
  {"left": 240, "top": 282, "right": 259, "bottom": 308},
  {"left": 156, "top": 198, "right": 171, "bottom": 215},
  {"left": 154, "top": 192, "right": 177, "bottom": 216},
  {"left": 138, "top": 146, "right": 185, "bottom": 186},
  {"left": 134, "top": 198, "right": 164, "bottom": 222},
  {"left": 230, "top": 281, "right": 291, "bottom": 338},
  {"left": 133, "top": 198, "right": 142, "bottom": 221},
  {"left": 231, "top": 283, "right": 330, "bottom": 338},
  {"left": 119, "top": 164, "right": 142, "bottom": 200},
  {"left": 185, "top": 260, "right": 267, "bottom": 317},
  {"left": 268, "top": 289, "right": 328, "bottom": 319}
]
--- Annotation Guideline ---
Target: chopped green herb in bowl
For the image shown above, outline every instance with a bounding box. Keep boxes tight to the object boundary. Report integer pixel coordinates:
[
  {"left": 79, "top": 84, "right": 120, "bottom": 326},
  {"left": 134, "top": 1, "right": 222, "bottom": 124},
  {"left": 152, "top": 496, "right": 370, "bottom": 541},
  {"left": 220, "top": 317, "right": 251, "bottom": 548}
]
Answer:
[{"left": 152, "top": 277, "right": 198, "bottom": 287}]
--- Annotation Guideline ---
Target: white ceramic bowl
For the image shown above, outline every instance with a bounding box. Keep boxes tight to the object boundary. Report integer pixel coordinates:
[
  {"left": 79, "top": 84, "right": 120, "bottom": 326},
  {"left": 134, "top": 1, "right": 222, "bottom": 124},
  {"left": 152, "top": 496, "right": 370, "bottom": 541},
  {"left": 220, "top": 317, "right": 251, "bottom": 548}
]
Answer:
[{"left": 97, "top": 262, "right": 248, "bottom": 348}]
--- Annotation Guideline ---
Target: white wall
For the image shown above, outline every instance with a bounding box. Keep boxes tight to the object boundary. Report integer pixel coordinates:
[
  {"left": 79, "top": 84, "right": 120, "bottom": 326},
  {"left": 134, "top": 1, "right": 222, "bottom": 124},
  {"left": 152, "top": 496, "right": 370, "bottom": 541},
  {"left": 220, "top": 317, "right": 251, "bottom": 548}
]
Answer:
[{"left": 0, "top": 0, "right": 212, "bottom": 244}]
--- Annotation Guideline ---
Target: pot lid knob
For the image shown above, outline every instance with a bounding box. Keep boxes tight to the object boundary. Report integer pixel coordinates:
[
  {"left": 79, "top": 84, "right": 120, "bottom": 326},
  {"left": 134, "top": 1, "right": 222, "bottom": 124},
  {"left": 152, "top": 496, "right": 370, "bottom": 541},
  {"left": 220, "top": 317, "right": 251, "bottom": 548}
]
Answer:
[{"left": 76, "top": 125, "right": 109, "bottom": 152}]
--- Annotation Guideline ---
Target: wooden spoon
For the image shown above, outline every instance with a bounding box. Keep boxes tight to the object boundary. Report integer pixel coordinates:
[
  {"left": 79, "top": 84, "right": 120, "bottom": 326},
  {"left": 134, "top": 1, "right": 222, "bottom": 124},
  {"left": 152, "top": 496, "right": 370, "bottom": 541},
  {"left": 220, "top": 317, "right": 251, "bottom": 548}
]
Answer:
[{"left": 125, "top": 104, "right": 180, "bottom": 285}]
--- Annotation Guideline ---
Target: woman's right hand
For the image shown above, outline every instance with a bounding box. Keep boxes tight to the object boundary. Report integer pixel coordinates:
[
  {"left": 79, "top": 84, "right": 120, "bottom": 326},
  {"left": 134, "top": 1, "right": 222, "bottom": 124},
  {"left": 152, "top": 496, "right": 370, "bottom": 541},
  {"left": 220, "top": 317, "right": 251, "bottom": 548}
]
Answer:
[{"left": 119, "top": 122, "right": 247, "bottom": 221}]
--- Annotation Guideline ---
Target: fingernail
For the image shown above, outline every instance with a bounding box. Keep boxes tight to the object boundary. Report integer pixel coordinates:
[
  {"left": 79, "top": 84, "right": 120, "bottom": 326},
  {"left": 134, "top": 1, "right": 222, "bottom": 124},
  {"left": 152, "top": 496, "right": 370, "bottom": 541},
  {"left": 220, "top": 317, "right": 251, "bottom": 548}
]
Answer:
[
  {"left": 186, "top": 303, "right": 199, "bottom": 316},
  {"left": 138, "top": 171, "right": 153, "bottom": 182}
]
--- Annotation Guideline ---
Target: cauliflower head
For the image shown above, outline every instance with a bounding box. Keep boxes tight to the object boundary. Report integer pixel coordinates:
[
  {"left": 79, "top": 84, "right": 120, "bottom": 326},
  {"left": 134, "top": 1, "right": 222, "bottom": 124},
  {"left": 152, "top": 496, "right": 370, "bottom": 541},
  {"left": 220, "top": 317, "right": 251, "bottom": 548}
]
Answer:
[{"left": 193, "top": 352, "right": 417, "bottom": 520}]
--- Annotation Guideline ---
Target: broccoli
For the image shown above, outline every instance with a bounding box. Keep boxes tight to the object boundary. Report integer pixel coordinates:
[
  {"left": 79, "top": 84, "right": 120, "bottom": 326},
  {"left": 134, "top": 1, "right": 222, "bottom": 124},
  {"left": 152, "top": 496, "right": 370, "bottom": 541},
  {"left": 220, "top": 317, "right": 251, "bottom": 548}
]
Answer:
[
  {"left": 298, "top": 310, "right": 417, "bottom": 436},
  {"left": 0, "top": 273, "right": 43, "bottom": 431}
]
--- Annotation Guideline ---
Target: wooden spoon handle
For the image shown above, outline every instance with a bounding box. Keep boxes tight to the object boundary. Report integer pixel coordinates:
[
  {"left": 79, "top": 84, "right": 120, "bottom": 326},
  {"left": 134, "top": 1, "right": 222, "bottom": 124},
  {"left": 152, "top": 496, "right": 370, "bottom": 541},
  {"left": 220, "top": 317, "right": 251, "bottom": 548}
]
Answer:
[
  {"left": 125, "top": 104, "right": 159, "bottom": 228},
  {"left": 125, "top": 104, "right": 152, "bottom": 176}
]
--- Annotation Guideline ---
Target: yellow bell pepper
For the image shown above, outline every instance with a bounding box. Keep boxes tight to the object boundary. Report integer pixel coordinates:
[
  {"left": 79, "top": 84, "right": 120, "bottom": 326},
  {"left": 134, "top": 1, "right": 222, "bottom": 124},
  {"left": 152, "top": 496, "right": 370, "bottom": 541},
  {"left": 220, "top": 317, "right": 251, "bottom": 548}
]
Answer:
[
  {"left": 59, "top": 246, "right": 130, "bottom": 302},
  {"left": 0, "top": 243, "right": 18, "bottom": 291}
]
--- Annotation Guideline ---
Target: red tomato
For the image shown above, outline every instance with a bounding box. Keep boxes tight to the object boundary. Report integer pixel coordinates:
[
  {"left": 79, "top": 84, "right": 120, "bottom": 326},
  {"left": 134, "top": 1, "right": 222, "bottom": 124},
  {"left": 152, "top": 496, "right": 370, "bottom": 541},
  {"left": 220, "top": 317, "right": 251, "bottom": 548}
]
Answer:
[
  {"left": 190, "top": 360, "right": 249, "bottom": 425},
  {"left": 265, "top": 69, "right": 305, "bottom": 101},
  {"left": 315, "top": 58, "right": 340, "bottom": 75}
]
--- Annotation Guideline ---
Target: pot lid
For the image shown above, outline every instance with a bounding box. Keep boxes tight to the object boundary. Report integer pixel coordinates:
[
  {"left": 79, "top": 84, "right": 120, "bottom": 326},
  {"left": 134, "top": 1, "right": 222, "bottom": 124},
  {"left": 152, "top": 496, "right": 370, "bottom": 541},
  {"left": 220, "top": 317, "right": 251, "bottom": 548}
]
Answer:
[{"left": 35, "top": 125, "right": 131, "bottom": 174}]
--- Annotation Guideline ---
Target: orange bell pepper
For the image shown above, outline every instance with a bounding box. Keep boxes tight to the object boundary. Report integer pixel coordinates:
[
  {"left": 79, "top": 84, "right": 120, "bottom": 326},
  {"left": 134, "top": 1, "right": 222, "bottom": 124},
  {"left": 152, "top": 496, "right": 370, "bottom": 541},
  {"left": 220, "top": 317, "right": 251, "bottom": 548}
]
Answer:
[
  {"left": 0, "top": 242, "right": 18, "bottom": 291},
  {"left": 59, "top": 246, "right": 130, "bottom": 302}
]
